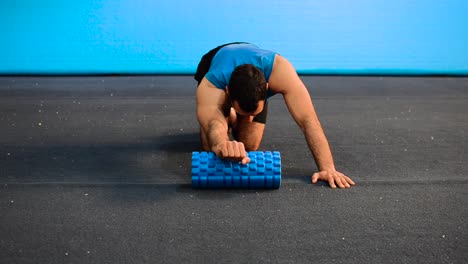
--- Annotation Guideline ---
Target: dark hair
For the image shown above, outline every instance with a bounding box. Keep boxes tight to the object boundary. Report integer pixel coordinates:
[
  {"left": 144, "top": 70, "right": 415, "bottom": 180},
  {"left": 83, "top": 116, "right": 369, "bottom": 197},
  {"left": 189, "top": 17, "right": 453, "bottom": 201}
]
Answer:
[{"left": 228, "top": 64, "right": 267, "bottom": 113}]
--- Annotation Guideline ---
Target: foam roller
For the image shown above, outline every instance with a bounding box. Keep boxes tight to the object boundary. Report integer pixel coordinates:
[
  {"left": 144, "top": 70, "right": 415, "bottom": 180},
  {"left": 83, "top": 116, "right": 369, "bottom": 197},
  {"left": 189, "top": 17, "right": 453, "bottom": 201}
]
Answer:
[{"left": 191, "top": 151, "right": 281, "bottom": 189}]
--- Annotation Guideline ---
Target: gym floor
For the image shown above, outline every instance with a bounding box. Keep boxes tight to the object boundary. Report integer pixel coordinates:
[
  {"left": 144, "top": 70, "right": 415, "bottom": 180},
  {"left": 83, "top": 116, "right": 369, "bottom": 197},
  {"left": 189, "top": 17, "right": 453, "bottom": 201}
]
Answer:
[{"left": 1, "top": 76, "right": 467, "bottom": 263}]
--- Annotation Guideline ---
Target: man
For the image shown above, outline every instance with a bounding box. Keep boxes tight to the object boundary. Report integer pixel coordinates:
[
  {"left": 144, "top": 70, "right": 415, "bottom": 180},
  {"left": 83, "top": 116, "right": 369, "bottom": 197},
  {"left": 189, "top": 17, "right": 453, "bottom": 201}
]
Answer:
[{"left": 194, "top": 42, "right": 355, "bottom": 189}]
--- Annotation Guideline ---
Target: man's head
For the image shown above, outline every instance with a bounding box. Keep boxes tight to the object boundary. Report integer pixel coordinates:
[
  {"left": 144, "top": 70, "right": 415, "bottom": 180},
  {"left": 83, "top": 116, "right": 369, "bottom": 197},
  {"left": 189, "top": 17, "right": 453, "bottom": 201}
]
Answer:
[{"left": 227, "top": 64, "right": 267, "bottom": 115}]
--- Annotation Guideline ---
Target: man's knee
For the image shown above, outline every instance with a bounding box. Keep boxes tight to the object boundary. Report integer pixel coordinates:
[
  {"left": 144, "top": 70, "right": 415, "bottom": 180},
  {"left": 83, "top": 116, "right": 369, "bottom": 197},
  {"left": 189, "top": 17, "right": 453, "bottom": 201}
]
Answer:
[
  {"left": 234, "top": 134, "right": 262, "bottom": 151},
  {"left": 232, "top": 126, "right": 264, "bottom": 151},
  {"left": 242, "top": 139, "right": 261, "bottom": 151}
]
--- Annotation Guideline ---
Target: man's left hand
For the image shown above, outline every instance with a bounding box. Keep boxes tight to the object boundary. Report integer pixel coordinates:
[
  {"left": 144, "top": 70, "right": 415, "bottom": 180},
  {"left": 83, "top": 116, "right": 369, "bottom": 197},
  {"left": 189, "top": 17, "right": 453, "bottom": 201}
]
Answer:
[{"left": 312, "top": 170, "right": 355, "bottom": 189}]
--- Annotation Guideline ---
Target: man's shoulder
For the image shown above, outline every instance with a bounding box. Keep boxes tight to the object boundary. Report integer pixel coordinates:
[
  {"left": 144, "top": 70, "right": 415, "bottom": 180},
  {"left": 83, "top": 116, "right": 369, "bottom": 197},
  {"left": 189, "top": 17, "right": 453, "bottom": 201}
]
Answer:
[
  {"left": 198, "top": 77, "right": 226, "bottom": 95},
  {"left": 268, "top": 55, "right": 298, "bottom": 94},
  {"left": 205, "top": 69, "right": 228, "bottom": 90},
  {"left": 271, "top": 54, "right": 286, "bottom": 70},
  {"left": 197, "top": 78, "right": 229, "bottom": 112}
]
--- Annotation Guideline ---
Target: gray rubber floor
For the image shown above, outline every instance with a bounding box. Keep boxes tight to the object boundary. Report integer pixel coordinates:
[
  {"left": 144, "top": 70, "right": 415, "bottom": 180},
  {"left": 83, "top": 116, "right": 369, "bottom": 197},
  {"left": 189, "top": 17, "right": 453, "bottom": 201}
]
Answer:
[{"left": 1, "top": 76, "right": 467, "bottom": 263}]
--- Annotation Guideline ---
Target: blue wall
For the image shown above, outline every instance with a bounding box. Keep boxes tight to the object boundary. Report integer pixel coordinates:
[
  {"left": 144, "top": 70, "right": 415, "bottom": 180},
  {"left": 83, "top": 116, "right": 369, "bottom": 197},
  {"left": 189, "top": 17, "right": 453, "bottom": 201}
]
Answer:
[{"left": 1, "top": 0, "right": 467, "bottom": 75}]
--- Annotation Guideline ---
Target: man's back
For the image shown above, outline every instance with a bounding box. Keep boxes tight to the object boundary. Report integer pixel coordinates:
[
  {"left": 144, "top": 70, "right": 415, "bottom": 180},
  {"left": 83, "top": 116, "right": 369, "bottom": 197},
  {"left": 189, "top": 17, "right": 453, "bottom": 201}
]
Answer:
[{"left": 205, "top": 43, "right": 276, "bottom": 91}]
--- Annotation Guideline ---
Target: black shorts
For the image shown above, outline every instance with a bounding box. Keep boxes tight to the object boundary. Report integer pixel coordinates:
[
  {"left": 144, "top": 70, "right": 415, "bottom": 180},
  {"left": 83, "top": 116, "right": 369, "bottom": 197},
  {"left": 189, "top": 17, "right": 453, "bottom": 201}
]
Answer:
[{"left": 194, "top": 42, "right": 268, "bottom": 124}]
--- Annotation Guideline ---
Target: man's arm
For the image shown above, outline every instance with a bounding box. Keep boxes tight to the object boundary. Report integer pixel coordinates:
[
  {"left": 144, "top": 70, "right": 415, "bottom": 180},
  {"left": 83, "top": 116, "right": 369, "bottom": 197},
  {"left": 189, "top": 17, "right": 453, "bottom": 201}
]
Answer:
[
  {"left": 269, "top": 55, "right": 355, "bottom": 188},
  {"left": 196, "top": 77, "right": 250, "bottom": 164}
]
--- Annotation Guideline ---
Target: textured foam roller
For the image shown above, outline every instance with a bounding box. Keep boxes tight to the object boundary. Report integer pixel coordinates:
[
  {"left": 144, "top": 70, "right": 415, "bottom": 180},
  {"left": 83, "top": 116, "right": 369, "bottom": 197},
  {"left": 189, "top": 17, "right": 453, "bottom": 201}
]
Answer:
[{"left": 191, "top": 151, "right": 281, "bottom": 189}]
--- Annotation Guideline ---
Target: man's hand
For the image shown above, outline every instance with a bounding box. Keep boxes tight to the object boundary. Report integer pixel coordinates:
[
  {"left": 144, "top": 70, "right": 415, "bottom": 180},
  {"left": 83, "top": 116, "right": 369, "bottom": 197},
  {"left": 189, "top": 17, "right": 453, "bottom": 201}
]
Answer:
[
  {"left": 212, "top": 141, "right": 251, "bottom": 164},
  {"left": 312, "top": 170, "right": 355, "bottom": 189}
]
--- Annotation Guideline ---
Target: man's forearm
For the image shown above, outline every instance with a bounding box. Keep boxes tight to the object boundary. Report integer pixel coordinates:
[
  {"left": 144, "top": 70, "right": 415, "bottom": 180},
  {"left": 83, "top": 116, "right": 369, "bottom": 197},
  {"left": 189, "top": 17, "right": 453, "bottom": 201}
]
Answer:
[
  {"left": 207, "top": 120, "right": 229, "bottom": 151},
  {"left": 302, "top": 121, "right": 336, "bottom": 171}
]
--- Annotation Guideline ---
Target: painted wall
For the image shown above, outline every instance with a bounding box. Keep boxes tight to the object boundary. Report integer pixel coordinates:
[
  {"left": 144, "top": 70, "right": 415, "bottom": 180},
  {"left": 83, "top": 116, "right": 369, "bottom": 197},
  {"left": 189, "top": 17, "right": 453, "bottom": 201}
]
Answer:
[{"left": 1, "top": 0, "right": 467, "bottom": 74}]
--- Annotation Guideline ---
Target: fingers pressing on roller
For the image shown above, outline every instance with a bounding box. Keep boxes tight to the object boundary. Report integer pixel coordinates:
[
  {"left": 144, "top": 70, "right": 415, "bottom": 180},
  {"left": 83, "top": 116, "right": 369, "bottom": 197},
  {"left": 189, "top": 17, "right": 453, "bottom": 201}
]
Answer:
[{"left": 213, "top": 141, "right": 251, "bottom": 164}]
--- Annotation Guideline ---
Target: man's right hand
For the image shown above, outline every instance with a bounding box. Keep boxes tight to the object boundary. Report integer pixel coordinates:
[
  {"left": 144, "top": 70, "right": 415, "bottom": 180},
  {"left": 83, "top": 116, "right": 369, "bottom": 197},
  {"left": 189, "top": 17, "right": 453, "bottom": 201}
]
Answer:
[{"left": 212, "top": 141, "right": 251, "bottom": 164}]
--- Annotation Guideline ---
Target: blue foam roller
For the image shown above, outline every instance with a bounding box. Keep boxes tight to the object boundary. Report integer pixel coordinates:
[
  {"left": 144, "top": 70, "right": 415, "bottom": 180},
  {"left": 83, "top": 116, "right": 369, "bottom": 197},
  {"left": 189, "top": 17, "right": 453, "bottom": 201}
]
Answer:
[{"left": 191, "top": 151, "right": 281, "bottom": 189}]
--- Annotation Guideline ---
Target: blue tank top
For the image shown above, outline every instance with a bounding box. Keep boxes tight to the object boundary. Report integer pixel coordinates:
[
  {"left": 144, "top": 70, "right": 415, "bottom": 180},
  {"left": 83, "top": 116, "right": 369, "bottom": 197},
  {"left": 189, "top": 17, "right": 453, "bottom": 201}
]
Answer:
[{"left": 205, "top": 43, "right": 277, "bottom": 98}]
